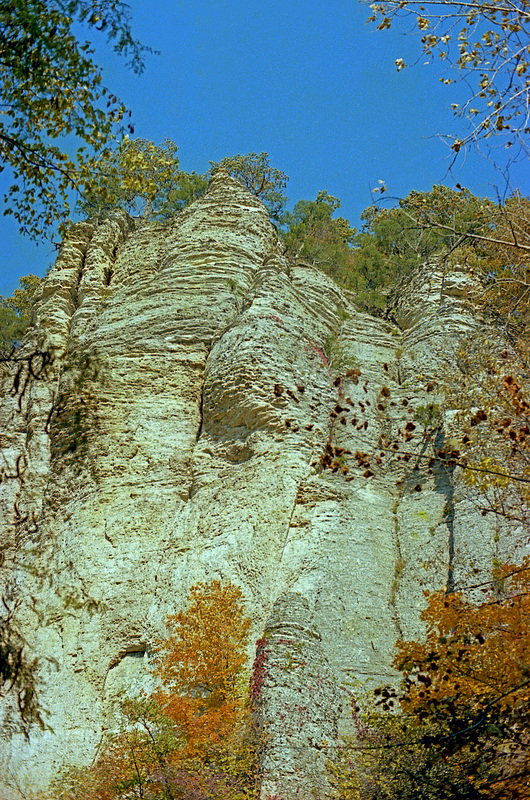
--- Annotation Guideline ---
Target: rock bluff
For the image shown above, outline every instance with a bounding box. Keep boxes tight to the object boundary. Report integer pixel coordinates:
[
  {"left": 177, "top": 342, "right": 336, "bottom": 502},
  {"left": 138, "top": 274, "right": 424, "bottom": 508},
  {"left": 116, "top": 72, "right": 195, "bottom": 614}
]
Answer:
[{"left": 0, "top": 169, "right": 523, "bottom": 798}]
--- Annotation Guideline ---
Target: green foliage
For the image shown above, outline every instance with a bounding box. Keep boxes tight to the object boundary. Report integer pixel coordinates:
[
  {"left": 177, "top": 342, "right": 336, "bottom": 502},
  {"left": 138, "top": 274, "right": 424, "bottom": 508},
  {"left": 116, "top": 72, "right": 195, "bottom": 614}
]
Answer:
[
  {"left": 166, "top": 170, "right": 209, "bottom": 214},
  {"left": 365, "top": 0, "right": 530, "bottom": 153},
  {"left": 349, "top": 185, "right": 495, "bottom": 307},
  {"left": 280, "top": 183, "right": 497, "bottom": 311},
  {"left": 0, "top": 0, "right": 152, "bottom": 239},
  {"left": 0, "top": 274, "right": 42, "bottom": 351},
  {"left": 282, "top": 191, "right": 356, "bottom": 286},
  {"left": 213, "top": 152, "right": 288, "bottom": 223},
  {"left": 76, "top": 138, "right": 208, "bottom": 219}
]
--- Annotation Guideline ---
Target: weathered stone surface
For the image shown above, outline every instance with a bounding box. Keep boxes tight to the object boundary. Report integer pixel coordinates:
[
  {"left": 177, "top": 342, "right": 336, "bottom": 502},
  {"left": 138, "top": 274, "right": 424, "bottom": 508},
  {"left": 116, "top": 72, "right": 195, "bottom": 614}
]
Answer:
[
  {"left": 257, "top": 593, "right": 341, "bottom": 799},
  {"left": 0, "top": 169, "right": 524, "bottom": 798}
]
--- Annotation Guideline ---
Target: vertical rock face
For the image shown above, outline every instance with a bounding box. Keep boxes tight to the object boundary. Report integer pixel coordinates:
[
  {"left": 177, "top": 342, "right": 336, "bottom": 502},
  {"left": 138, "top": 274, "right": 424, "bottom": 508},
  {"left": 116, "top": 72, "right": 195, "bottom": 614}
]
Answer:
[
  {"left": 0, "top": 169, "right": 524, "bottom": 797},
  {"left": 256, "top": 593, "right": 341, "bottom": 799}
]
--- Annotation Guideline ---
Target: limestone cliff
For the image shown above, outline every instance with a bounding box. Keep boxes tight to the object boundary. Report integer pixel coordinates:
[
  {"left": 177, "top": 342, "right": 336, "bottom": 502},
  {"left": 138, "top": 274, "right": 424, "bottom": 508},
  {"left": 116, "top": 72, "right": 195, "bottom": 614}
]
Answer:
[{"left": 0, "top": 169, "right": 524, "bottom": 798}]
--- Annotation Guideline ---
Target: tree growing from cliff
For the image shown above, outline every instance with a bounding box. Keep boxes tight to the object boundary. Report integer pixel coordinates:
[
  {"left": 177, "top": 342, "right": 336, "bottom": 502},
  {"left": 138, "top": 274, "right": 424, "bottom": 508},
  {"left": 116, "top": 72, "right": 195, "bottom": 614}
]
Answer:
[
  {"left": 327, "top": 184, "right": 495, "bottom": 309},
  {"left": 0, "top": 0, "right": 153, "bottom": 240},
  {"left": 472, "top": 193, "right": 530, "bottom": 345},
  {"left": 334, "top": 560, "right": 530, "bottom": 799},
  {"left": 364, "top": 0, "right": 530, "bottom": 156},
  {"left": 282, "top": 191, "right": 357, "bottom": 284},
  {"left": 346, "top": 185, "right": 530, "bottom": 324},
  {"left": 57, "top": 580, "right": 258, "bottom": 800},
  {"left": 76, "top": 138, "right": 208, "bottom": 220},
  {"left": 213, "top": 152, "right": 288, "bottom": 224}
]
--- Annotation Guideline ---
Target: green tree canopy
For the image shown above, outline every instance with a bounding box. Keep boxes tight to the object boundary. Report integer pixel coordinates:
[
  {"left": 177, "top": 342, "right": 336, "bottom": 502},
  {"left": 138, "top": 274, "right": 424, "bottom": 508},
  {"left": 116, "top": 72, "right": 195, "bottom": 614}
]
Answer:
[
  {"left": 280, "top": 184, "right": 496, "bottom": 311},
  {"left": 213, "top": 152, "right": 289, "bottom": 223},
  {"left": 282, "top": 190, "right": 356, "bottom": 283},
  {"left": 0, "top": 0, "right": 152, "bottom": 239},
  {"left": 0, "top": 274, "right": 42, "bottom": 351},
  {"left": 348, "top": 185, "right": 496, "bottom": 308},
  {"left": 76, "top": 137, "right": 208, "bottom": 219}
]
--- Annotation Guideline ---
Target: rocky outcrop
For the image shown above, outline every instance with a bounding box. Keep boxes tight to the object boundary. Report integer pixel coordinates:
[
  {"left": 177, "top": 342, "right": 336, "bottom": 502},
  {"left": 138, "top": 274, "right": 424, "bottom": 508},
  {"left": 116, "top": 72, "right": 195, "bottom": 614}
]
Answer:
[
  {"left": 256, "top": 593, "right": 341, "bottom": 799},
  {"left": 0, "top": 169, "right": 524, "bottom": 798}
]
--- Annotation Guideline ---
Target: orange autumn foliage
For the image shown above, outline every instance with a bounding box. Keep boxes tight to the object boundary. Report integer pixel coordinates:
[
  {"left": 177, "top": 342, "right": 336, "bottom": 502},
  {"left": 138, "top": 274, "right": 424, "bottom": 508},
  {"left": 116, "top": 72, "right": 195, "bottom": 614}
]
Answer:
[
  {"left": 334, "top": 561, "right": 530, "bottom": 800},
  {"left": 56, "top": 581, "right": 257, "bottom": 800},
  {"left": 152, "top": 580, "right": 252, "bottom": 760},
  {"left": 390, "top": 560, "right": 530, "bottom": 799}
]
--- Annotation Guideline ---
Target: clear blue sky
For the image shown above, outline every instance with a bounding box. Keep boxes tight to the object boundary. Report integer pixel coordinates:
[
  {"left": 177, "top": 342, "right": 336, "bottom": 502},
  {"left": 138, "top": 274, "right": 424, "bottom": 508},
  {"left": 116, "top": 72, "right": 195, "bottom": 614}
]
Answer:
[{"left": 1, "top": 0, "right": 528, "bottom": 297}]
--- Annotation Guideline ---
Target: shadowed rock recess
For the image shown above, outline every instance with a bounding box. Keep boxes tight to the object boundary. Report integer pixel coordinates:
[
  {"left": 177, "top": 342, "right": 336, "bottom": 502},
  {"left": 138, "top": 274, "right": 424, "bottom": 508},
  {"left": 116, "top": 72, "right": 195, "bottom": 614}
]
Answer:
[{"left": 0, "top": 169, "right": 524, "bottom": 798}]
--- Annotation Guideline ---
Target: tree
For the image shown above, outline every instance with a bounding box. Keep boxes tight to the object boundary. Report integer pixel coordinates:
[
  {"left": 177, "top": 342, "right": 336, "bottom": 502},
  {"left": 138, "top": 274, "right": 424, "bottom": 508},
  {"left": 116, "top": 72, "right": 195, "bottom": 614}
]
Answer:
[
  {"left": 0, "top": 0, "right": 152, "bottom": 239},
  {"left": 346, "top": 185, "right": 495, "bottom": 309},
  {"left": 76, "top": 138, "right": 208, "bottom": 220},
  {"left": 0, "top": 274, "right": 42, "bottom": 351},
  {"left": 334, "top": 560, "right": 530, "bottom": 799},
  {"left": 472, "top": 193, "right": 530, "bottom": 346},
  {"left": 364, "top": 0, "right": 530, "bottom": 155},
  {"left": 447, "top": 342, "right": 530, "bottom": 529},
  {"left": 213, "top": 153, "right": 288, "bottom": 223},
  {"left": 283, "top": 190, "right": 356, "bottom": 281},
  {"left": 153, "top": 580, "right": 253, "bottom": 762},
  {"left": 57, "top": 581, "right": 258, "bottom": 800}
]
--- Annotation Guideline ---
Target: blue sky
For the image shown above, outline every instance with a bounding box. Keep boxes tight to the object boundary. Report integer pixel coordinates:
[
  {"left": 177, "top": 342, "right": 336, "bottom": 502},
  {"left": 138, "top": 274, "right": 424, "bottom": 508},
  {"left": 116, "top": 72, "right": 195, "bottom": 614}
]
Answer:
[{"left": 1, "top": 0, "right": 528, "bottom": 297}]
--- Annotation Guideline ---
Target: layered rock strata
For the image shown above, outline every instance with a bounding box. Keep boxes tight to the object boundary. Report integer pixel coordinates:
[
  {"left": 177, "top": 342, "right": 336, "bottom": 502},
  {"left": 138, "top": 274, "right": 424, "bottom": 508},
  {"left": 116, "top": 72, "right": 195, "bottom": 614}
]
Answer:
[{"left": 0, "top": 169, "right": 524, "bottom": 798}]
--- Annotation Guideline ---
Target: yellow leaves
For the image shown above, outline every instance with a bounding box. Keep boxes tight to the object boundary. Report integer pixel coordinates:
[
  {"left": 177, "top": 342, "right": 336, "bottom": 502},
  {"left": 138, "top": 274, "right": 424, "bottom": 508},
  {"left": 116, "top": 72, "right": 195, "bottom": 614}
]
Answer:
[
  {"left": 76, "top": 137, "right": 189, "bottom": 219},
  {"left": 395, "top": 57, "right": 405, "bottom": 70},
  {"left": 61, "top": 581, "right": 259, "bottom": 799},
  {"left": 464, "top": 457, "right": 510, "bottom": 491},
  {"left": 364, "top": 0, "right": 530, "bottom": 152},
  {"left": 154, "top": 580, "right": 251, "bottom": 726},
  {"left": 0, "top": 0, "right": 154, "bottom": 239}
]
